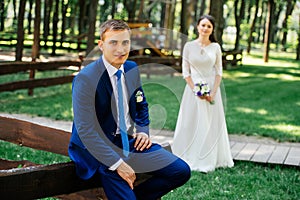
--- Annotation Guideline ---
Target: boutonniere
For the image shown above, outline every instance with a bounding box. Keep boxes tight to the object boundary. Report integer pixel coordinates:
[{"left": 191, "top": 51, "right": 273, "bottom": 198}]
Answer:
[{"left": 135, "top": 90, "right": 144, "bottom": 103}]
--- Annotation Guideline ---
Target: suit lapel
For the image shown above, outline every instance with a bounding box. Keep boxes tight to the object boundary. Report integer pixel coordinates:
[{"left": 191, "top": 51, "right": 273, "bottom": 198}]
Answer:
[{"left": 98, "top": 58, "right": 113, "bottom": 95}]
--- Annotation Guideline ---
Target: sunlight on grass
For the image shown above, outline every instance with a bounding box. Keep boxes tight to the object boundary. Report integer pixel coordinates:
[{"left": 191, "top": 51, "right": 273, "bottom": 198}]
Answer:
[
  {"left": 17, "top": 94, "right": 25, "bottom": 99},
  {"left": 236, "top": 107, "right": 254, "bottom": 114},
  {"left": 235, "top": 107, "right": 268, "bottom": 115},
  {"left": 260, "top": 124, "right": 300, "bottom": 136},
  {"left": 223, "top": 71, "right": 252, "bottom": 78},
  {"left": 257, "top": 109, "right": 267, "bottom": 115},
  {"left": 265, "top": 73, "right": 299, "bottom": 81},
  {"left": 244, "top": 50, "right": 300, "bottom": 68}
]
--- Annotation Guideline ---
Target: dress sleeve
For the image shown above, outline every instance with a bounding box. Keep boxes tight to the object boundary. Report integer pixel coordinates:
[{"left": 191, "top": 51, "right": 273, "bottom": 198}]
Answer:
[
  {"left": 215, "top": 43, "right": 223, "bottom": 76},
  {"left": 182, "top": 43, "right": 191, "bottom": 78}
]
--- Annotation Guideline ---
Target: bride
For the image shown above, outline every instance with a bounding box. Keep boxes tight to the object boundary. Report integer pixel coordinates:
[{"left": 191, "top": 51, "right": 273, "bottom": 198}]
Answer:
[{"left": 172, "top": 15, "right": 234, "bottom": 172}]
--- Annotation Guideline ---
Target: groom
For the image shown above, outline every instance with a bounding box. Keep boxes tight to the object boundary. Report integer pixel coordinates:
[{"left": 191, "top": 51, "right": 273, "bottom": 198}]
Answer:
[{"left": 68, "top": 19, "right": 190, "bottom": 200}]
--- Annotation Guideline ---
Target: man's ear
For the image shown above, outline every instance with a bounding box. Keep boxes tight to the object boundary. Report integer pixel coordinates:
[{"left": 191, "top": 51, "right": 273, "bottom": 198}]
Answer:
[{"left": 98, "top": 40, "right": 103, "bottom": 51}]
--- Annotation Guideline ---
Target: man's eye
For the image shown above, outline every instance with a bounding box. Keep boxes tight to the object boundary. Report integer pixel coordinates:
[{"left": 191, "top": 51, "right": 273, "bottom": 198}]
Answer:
[
  {"left": 108, "top": 41, "right": 117, "bottom": 45},
  {"left": 122, "top": 41, "right": 130, "bottom": 46}
]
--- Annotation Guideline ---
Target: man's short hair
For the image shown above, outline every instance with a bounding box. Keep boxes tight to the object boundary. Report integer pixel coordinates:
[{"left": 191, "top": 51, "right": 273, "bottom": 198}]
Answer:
[{"left": 99, "top": 19, "right": 131, "bottom": 40}]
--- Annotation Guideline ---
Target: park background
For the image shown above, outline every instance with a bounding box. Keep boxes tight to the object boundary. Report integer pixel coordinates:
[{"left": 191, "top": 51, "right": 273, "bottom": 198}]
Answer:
[{"left": 0, "top": 0, "right": 299, "bottom": 199}]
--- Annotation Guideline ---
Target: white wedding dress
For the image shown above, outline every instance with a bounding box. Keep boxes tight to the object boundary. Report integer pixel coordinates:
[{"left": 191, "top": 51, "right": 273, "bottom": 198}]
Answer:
[{"left": 172, "top": 40, "right": 234, "bottom": 172}]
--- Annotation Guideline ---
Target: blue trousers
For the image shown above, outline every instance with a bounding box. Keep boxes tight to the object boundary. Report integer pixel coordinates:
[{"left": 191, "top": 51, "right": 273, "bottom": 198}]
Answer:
[{"left": 70, "top": 137, "right": 191, "bottom": 200}]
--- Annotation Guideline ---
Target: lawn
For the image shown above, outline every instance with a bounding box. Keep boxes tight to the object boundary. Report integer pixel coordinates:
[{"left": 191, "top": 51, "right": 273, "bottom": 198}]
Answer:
[
  {"left": 1, "top": 51, "right": 299, "bottom": 142},
  {"left": 0, "top": 50, "right": 299, "bottom": 199}
]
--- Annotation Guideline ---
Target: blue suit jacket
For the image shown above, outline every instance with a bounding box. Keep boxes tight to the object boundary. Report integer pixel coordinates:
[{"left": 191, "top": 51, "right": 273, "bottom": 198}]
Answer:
[{"left": 69, "top": 57, "right": 149, "bottom": 180}]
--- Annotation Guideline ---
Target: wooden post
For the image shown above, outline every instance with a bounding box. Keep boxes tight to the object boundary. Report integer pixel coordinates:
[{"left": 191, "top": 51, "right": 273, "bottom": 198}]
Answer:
[{"left": 28, "top": 59, "right": 36, "bottom": 96}]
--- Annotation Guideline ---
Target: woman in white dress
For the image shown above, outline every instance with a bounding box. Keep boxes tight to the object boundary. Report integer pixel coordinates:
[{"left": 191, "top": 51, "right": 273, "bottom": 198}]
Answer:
[{"left": 172, "top": 15, "right": 234, "bottom": 172}]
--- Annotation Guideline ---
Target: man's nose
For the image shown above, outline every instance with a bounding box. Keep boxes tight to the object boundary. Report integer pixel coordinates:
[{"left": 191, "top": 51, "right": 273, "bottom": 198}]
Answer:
[{"left": 116, "top": 43, "right": 128, "bottom": 51}]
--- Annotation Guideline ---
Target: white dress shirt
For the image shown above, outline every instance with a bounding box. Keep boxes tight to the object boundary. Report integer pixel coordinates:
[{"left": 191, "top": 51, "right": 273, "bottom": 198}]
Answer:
[{"left": 102, "top": 56, "right": 131, "bottom": 170}]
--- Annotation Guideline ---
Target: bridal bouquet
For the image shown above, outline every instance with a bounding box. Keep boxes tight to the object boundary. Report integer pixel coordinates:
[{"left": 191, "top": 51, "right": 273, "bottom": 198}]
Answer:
[{"left": 193, "top": 80, "right": 215, "bottom": 104}]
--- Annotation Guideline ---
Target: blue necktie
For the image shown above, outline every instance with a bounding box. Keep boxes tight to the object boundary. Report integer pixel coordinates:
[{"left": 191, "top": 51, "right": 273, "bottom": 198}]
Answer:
[{"left": 115, "top": 70, "right": 129, "bottom": 157}]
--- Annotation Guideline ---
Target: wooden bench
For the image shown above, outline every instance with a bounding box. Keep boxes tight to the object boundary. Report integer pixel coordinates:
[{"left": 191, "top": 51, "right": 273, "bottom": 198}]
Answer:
[
  {"left": 0, "top": 116, "right": 170, "bottom": 199},
  {"left": 222, "top": 49, "right": 243, "bottom": 69}
]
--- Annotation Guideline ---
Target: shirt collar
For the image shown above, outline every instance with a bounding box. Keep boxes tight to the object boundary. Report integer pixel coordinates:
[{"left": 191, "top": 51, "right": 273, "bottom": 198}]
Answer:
[{"left": 102, "top": 56, "right": 124, "bottom": 78}]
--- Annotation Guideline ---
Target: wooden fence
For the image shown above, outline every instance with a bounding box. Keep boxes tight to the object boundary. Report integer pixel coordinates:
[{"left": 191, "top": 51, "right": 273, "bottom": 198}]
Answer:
[
  {"left": 0, "top": 116, "right": 170, "bottom": 199},
  {"left": 0, "top": 60, "right": 82, "bottom": 95}
]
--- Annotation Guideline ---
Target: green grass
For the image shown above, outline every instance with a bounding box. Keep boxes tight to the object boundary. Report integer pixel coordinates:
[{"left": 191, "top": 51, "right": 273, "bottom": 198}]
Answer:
[
  {"left": 0, "top": 51, "right": 299, "bottom": 142},
  {"left": 0, "top": 51, "right": 299, "bottom": 199},
  {"left": 0, "top": 140, "right": 70, "bottom": 164},
  {"left": 163, "top": 161, "right": 300, "bottom": 200}
]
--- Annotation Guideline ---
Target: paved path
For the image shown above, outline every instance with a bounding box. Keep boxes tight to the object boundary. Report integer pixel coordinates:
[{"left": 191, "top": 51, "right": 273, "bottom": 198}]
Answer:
[{"left": 1, "top": 113, "right": 299, "bottom": 168}]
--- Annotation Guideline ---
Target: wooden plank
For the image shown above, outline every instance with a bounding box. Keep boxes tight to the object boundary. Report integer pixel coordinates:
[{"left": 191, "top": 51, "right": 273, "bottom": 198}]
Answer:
[
  {"left": 0, "top": 160, "right": 154, "bottom": 200},
  {"left": 268, "top": 146, "right": 290, "bottom": 164},
  {"left": 0, "top": 161, "right": 101, "bottom": 199},
  {"left": 230, "top": 142, "right": 246, "bottom": 158},
  {"left": 0, "top": 74, "right": 75, "bottom": 92},
  {"left": 251, "top": 144, "right": 275, "bottom": 163},
  {"left": 0, "top": 60, "right": 81, "bottom": 75},
  {"left": 0, "top": 159, "right": 36, "bottom": 170},
  {"left": 130, "top": 56, "right": 181, "bottom": 67},
  {"left": 284, "top": 147, "right": 300, "bottom": 166},
  {"left": 0, "top": 116, "right": 70, "bottom": 156},
  {"left": 230, "top": 141, "right": 236, "bottom": 148},
  {"left": 235, "top": 143, "right": 260, "bottom": 161}
]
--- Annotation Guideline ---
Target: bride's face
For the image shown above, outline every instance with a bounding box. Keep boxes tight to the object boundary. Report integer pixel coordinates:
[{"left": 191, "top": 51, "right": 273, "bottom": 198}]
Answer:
[{"left": 197, "top": 18, "right": 213, "bottom": 37}]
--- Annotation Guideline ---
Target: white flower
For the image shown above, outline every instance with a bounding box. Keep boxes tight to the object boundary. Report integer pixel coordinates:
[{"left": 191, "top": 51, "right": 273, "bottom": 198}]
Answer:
[{"left": 135, "top": 90, "right": 143, "bottom": 103}]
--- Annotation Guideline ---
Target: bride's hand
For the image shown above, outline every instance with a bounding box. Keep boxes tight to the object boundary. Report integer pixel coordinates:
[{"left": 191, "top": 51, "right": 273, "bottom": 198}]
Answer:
[
  {"left": 206, "top": 95, "right": 214, "bottom": 103},
  {"left": 198, "top": 95, "right": 206, "bottom": 100}
]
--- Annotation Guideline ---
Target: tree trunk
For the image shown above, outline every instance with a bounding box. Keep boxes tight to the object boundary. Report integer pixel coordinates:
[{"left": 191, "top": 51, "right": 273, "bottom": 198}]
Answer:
[
  {"left": 43, "top": 0, "right": 53, "bottom": 49},
  {"left": 272, "top": 2, "right": 283, "bottom": 47},
  {"left": 124, "top": 0, "right": 138, "bottom": 22},
  {"left": 15, "top": 0, "right": 26, "bottom": 61},
  {"left": 255, "top": 0, "right": 264, "bottom": 43},
  {"left": 78, "top": 0, "right": 85, "bottom": 35},
  {"left": 164, "top": 0, "right": 177, "bottom": 50},
  {"left": 297, "top": 14, "right": 300, "bottom": 60},
  {"left": 111, "top": 0, "right": 115, "bottom": 19},
  {"left": 199, "top": 0, "right": 206, "bottom": 17},
  {"left": 160, "top": 1, "right": 166, "bottom": 28},
  {"left": 234, "top": 0, "right": 245, "bottom": 50},
  {"left": 27, "top": 0, "right": 34, "bottom": 34},
  {"left": 12, "top": 0, "right": 17, "bottom": 26},
  {"left": 263, "top": 0, "right": 275, "bottom": 63},
  {"left": 60, "top": 0, "right": 69, "bottom": 46},
  {"left": 281, "top": 0, "right": 296, "bottom": 51},
  {"left": 137, "top": 0, "right": 145, "bottom": 21},
  {"left": 209, "top": 0, "right": 224, "bottom": 47},
  {"left": 0, "top": 0, "right": 5, "bottom": 31},
  {"left": 51, "top": 0, "right": 59, "bottom": 56},
  {"left": 247, "top": 0, "right": 260, "bottom": 54},
  {"left": 180, "top": 0, "right": 188, "bottom": 52},
  {"left": 32, "top": 0, "right": 41, "bottom": 61},
  {"left": 246, "top": 0, "right": 253, "bottom": 24},
  {"left": 86, "top": 0, "right": 98, "bottom": 55}
]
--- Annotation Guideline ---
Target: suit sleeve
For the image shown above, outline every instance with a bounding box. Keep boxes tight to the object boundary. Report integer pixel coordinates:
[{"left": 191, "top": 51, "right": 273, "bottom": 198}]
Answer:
[{"left": 72, "top": 73, "right": 121, "bottom": 167}]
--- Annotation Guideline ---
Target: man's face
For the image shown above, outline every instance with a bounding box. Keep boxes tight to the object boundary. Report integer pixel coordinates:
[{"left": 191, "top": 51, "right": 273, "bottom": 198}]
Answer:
[{"left": 98, "top": 29, "right": 131, "bottom": 68}]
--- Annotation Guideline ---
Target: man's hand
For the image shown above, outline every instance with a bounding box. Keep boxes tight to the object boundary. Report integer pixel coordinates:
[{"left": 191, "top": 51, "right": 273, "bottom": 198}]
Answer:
[
  {"left": 133, "top": 132, "right": 152, "bottom": 151},
  {"left": 116, "top": 161, "right": 136, "bottom": 189}
]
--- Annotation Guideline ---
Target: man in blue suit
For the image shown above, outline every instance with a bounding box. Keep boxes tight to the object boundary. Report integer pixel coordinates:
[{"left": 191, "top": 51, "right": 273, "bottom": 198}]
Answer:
[{"left": 69, "top": 19, "right": 190, "bottom": 200}]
